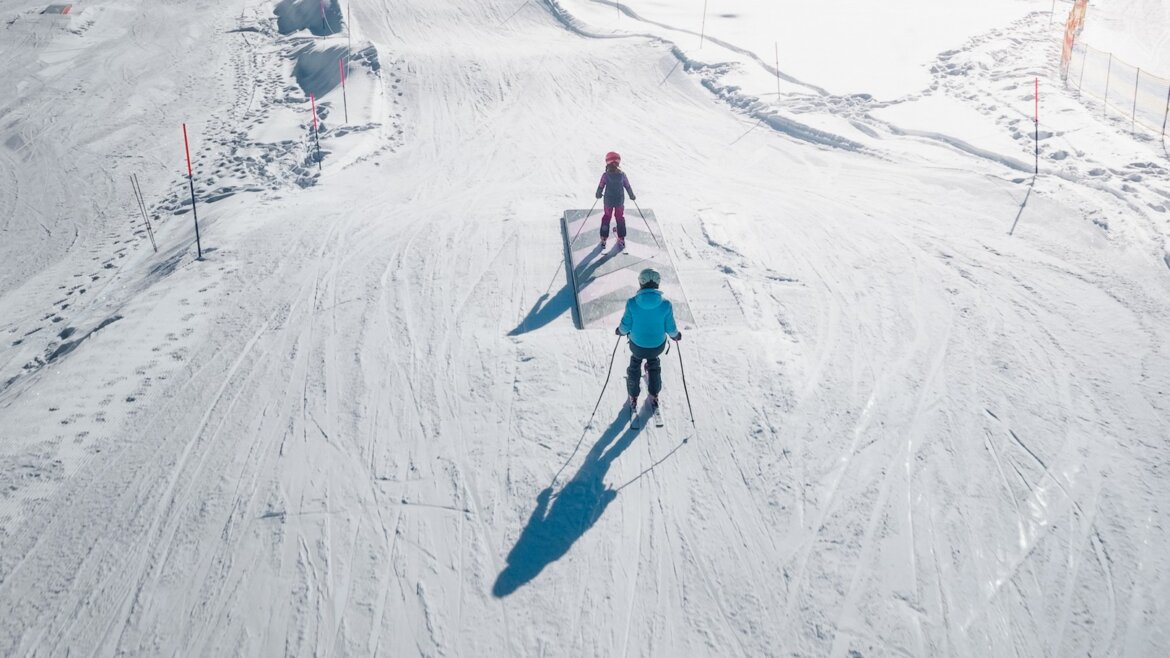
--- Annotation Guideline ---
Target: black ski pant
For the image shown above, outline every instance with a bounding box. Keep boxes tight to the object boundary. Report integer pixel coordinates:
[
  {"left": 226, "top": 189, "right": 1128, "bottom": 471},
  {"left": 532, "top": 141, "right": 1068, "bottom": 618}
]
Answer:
[{"left": 626, "top": 341, "right": 666, "bottom": 398}]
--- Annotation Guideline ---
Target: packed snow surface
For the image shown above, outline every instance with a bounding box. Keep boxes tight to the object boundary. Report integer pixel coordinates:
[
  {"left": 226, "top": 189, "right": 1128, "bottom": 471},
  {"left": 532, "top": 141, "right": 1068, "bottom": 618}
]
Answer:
[{"left": 1, "top": 0, "right": 1168, "bottom": 656}]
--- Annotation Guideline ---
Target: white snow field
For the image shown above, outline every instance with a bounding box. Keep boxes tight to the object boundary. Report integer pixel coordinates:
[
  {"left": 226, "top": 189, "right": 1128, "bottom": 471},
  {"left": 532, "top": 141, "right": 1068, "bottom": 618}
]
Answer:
[
  {"left": 1, "top": 0, "right": 1169, "bottom": 655},
  {"left": 1079, "top": 0, "right": 1170, "bottom": 75}
]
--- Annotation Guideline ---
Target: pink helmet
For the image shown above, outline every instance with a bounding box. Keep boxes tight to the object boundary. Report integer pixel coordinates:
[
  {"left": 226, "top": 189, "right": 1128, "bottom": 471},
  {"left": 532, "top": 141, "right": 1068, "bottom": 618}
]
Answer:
[{"left": 605, "top": 151, "right": 621, "bottom": 165}]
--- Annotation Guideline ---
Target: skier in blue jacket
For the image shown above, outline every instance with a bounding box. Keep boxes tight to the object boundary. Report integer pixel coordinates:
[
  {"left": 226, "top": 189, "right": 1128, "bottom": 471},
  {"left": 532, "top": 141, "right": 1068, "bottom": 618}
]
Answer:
[{"left": 616, "top": 268, "right": 682, "bottom": 411}]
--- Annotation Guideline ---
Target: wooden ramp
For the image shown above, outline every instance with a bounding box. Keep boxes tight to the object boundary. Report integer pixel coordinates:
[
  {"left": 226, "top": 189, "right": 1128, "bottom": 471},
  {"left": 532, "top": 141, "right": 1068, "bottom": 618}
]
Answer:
[{"left": 561, "top": 208, "right": 695, "bottom": 331}]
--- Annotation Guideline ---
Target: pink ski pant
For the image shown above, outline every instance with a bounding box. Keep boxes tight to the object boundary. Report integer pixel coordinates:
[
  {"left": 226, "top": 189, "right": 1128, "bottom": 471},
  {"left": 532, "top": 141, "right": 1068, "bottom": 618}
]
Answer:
[{"left": 600, "top": 206, "right": 626, "bottom": 239}]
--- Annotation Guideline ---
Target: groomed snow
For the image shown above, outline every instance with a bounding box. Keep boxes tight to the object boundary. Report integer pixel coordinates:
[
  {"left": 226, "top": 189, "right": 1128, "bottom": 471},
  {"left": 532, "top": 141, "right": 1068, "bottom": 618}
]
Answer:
[{"left": 1, "top": 0, "right": 1168, "bottom": 656}]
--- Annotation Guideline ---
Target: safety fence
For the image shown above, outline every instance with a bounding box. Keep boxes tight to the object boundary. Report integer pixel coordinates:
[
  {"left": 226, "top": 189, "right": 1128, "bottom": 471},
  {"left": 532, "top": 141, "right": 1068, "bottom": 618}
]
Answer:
[{"left": 1066, "top": 42, "right": 1170, "bottom": 139}]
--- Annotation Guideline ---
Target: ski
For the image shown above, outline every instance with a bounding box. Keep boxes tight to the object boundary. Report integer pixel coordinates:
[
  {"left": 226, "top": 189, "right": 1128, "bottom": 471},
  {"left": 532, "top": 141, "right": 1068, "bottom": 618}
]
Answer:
[
  {"left": 627, "top": 400, "right": 659, "bottom": 430},
  {"left": 653, "top": 400, "right": 663, "bottom": 428},
  {"left": 627, "top": 396, "right": 642, "bottom": 429}
]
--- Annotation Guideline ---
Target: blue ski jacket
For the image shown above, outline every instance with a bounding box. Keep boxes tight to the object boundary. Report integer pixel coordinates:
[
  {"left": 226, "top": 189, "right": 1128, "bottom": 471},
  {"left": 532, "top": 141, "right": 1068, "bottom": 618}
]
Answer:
[
  {"left": 596, "top": 170, "right": 634, "bottom": 208},
  {"left": 619, "top": 288, "right": 679, "bottom": 349}
]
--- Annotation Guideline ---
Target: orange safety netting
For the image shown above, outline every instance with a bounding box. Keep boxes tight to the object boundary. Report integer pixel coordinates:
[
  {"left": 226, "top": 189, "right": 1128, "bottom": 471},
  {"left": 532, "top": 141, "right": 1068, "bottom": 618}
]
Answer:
[
  {"left": 1068, "top": 43, "right": 1170, "bottom": 136},
  {"left": 1060, "top": 0, "right": 1088, "bottom": 81}
]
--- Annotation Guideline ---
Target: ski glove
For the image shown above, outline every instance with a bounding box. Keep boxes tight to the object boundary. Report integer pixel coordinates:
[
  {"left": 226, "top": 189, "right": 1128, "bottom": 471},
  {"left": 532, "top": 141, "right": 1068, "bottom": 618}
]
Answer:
[
  {"left": 629, "top": 193, "right": 636, "bottom": 201},
  {"left": 615, "top": 328, "right": 627, "bottom": 336},
  {"left": 595, "top": 190, "right": 603, "bottom": 199},
  {"left": 672, "top": 332, "right": 682, "bottom": 342}
]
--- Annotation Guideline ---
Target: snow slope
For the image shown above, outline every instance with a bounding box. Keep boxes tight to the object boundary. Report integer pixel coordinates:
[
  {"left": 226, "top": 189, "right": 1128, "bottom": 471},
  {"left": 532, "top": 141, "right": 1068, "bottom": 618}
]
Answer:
[
  {"left": 556, "top": 0, "right": 1043, "bottom": 100},
  {"left": 1079, "top": 0, "right": 1170, "bottom": 75},
  {"left": 1, "top": 0, "right": 1168, "bottom": 656}
]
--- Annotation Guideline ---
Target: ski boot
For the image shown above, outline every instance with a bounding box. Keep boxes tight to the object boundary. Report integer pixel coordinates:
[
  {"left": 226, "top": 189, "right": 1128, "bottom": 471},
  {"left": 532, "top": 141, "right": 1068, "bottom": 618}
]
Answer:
[
  {"left": 627, "top": 395, "right": 638, "bottom": 413},
  {"left": 615, "top": 238, "right": 626, "bottom": 251}
]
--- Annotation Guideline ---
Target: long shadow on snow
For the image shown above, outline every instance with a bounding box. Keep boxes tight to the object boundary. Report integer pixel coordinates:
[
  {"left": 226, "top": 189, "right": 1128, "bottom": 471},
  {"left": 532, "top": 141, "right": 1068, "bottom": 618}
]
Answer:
[
  {"left": 492, "top": 410, "right": 643, "bottom": 597},
  {"left": 508, "top": 243, "right": 620, "bottom": 335},
  {"left": 507, "top": 285, "right": 574, "bottom": 336}
]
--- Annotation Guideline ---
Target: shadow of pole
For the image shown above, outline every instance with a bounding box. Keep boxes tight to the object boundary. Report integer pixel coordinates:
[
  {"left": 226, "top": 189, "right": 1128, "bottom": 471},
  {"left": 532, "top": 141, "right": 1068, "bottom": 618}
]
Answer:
[
  {"left": 507, "top": 285, "right": 574, "bottom": 336},
  {"left": 1009, "top": 175, "right": 1037, "bottom": 236},
  {"left": 615, "top": 436, "right": 690, "bottom": 493},
  {"left": 492, "top": 410, "right": 643, "bottom": 597},
  {"left": 508, "top": 244, "right": 607, "bottom": 336}
]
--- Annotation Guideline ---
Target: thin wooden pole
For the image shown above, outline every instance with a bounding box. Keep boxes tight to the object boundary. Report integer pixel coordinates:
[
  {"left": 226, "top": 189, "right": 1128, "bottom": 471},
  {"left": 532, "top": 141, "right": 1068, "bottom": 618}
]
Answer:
[
  {"left": 131, "top": 174, "right": 157, "bottom": 253},
  {"left": 311, "top": 93, "right": 322, "bottom": 171},
  {"left": 1077, "top": 44, "right": 1087, "bottom": 91},
  {"left": 1034, "top": 77, "right": 1040, "bottom": 175},
  {"left": 340, "top": 58, "right": 349, "bottom": 123},
  {"left": 1161, "top": 83, "right": 1170, "bottom": 145},
  {"left": 1103, "top": 53, "right": 1114, "bottom": 117},
  {"left": 774, "top": 42, "right": 780, "bottom": 98},
  {"left": 1132, "top": 68, "right": 1140, "bottom": 133},
  {"left": 699, "top": 0, "right": 707, "bottom": 48}
]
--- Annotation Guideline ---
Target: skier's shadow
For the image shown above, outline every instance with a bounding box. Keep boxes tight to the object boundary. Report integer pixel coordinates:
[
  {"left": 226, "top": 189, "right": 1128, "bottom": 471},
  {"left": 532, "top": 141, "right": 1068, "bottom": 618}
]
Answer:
[
  {"left": 508, "top": 244, "right": 616, "bottom": 336},
  {"left": 492, "top": 410, "right": 643, "bottom": 597}
]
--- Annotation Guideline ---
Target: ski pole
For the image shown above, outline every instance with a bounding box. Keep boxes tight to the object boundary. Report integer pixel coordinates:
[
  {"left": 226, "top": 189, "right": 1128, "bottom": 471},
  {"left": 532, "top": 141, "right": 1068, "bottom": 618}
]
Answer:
[
  {"left": 675, "top": 340, "right": 696, "bottom": 431},
  {"left": 549, "top": 334, "right": 624, "bottom": 487},
  {"left": 541, "top": 198, "right": 600, "bottom": 298},
  {"left": 568, "top": 198, "right": 599, "bottom": 246},
  {"left": 583, "top": 334, "right": 622, "bottom": 431},
  {"left": 632, "top": 199, "right": 662, "bottom": 250}
]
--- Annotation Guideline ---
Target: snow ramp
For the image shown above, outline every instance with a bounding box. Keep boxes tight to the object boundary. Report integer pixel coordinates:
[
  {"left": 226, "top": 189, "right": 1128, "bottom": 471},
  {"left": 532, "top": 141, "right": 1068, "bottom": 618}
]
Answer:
[{"left": 561, "top": 208, "right": 695, "bottom": 331}]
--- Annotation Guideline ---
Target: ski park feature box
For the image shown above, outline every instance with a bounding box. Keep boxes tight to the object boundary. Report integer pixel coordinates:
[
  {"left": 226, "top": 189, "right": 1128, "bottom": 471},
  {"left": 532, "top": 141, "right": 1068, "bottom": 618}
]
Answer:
[{"left": 560, "top": 208, "right": 695, "bottom": 331}]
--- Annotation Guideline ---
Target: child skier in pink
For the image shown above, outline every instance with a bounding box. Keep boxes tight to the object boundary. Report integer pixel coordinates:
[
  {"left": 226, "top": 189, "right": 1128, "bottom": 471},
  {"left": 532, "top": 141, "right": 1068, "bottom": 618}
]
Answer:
[{"left": 595, "top": 151, "right": 636, "bottom": 250}]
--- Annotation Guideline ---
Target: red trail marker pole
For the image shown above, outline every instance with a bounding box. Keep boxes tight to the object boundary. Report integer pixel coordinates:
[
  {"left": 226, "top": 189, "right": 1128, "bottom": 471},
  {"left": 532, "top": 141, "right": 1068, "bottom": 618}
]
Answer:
[
  {"left": 182, "top": 124, "right": 203, "bottom": 259},
  {"left": 311, "top": 93, "right": 322, "bottom": 171}
]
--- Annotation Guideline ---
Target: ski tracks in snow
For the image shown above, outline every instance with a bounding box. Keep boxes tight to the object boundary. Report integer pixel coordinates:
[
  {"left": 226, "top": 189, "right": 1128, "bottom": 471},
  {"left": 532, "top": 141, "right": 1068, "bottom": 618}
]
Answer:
[{"left": 2, "top": 0, "right": 1170, "bottom": 656}]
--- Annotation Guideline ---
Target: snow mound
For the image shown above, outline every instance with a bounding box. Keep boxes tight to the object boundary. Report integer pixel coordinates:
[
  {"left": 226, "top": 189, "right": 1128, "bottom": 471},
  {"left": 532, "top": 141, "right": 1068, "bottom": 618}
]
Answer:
[
  {"left": 274, "top": 0, "right": 343, "bottom": 37},
  {"left": 291, "top": 42, "right": 347, "bottom": 99}
]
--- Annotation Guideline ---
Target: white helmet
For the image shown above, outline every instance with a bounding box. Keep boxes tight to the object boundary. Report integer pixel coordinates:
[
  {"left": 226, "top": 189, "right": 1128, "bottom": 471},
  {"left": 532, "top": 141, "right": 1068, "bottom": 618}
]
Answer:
[{"left": 638, "top": 268, "right": 661, "bottom": 286}]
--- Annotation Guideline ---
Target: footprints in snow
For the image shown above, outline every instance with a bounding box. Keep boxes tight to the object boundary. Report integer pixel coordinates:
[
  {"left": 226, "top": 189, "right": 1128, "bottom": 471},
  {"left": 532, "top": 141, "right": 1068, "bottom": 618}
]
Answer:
[
  {"left": 155, "top": 13, "right": 406, "bottom": 209},
  {"left": 0, "top": 271, "right": 219, "bottom": 517},
  {"left": 1, "top": 215, "right": 152, "bottom": 387},
  {"left": 928, "top": 13, "right": 1170, "bottom": 231}
]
